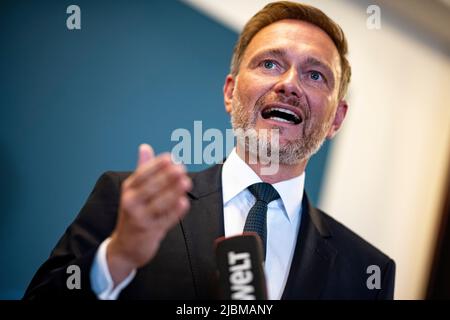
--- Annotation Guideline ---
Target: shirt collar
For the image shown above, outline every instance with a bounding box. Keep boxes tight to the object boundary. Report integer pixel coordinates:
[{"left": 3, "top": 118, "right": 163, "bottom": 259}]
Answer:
[{"left": 222, "top": 148, "right": 305, "bottom": 222}]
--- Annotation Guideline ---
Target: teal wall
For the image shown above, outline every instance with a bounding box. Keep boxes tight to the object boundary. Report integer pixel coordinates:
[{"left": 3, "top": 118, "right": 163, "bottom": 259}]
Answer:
[{"left": 0, "top": 0, "right": 331, "bottom": 299}]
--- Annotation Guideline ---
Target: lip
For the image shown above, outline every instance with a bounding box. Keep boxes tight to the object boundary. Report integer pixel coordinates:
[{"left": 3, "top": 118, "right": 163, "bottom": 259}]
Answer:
[{"left": 260, "top": 103, "right": 304, "bottom": 125}]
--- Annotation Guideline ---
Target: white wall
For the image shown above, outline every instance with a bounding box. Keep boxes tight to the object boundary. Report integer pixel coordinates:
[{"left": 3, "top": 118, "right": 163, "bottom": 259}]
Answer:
[
  {"left": 316, "top": 2, "right": 450, "bottom": 300},
  {"left": 182, "top": 0, "right": 450, "bottom": 299}
]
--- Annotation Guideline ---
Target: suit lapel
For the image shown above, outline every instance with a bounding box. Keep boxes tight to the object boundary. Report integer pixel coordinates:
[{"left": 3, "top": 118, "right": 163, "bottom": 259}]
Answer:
[
  {"left": 181, "top": 164, "right": 338, "bottom": 299},
  {"left": 181, "top": 164, "right": 225, "bottom": 299},
  {"left": 281, "top": 193, "right": 337, "bottom": 299}
]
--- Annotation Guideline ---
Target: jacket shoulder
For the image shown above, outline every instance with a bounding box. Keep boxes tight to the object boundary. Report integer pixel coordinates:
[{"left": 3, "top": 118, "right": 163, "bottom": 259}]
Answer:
[
  {"left": 100, "top": 171, "right": 132, "bottom": 183},
  {"left": 314, "top": 208, "right": 395, "bottom": 299},
  {"left": 318, "top": 208, "right": 393, "bottom": 265}
]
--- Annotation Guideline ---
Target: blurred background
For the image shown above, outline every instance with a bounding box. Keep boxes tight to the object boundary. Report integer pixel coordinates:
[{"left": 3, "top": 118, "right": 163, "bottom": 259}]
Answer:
[{"left": 0, "top": 0, "right": 449, "bottom": 299}]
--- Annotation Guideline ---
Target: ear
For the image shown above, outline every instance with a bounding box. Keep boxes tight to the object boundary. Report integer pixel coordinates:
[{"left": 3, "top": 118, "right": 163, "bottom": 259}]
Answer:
[
  {"left": 326, "top": 100, "right": 348, "bottom": 139},
  {"left": 223, "top": 74, "right": 235, "bottom": 114}
]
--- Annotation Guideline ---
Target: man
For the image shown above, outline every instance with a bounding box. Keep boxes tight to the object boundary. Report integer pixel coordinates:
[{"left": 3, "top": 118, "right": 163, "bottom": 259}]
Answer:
[{"left": 24, "top": 1, "right": 395, "bottom": 300}]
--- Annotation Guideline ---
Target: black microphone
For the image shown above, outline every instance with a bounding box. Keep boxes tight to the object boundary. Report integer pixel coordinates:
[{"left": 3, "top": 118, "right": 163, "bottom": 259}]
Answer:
[{"left": 214, "top": 233, "right": 268, "bottom": 300}]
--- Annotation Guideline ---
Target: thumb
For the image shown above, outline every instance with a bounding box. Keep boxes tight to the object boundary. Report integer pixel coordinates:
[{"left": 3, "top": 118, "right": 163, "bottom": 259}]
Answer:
[{"left": 137, "top": 144, "right": 154, "bottom": 168}]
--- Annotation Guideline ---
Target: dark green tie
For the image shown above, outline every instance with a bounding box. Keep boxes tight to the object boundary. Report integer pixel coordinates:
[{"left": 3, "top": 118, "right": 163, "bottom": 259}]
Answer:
[{"left": 243, "top": 182, "right": 280, "bottom": 260}]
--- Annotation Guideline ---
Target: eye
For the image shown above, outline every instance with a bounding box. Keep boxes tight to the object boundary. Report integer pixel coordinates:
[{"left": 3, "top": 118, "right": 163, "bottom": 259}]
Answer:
[
  {"left": 309, "top": 71, "right": 324, "bottom": 81},
  {"left": 262, "top": 60, "right": 277, "bottom": 70}
]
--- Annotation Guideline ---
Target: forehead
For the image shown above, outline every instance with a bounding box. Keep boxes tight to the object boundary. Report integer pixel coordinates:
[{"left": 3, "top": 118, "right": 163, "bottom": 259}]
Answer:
[{"left": 243, "top": 19, "right": 341, "bottom": 74}]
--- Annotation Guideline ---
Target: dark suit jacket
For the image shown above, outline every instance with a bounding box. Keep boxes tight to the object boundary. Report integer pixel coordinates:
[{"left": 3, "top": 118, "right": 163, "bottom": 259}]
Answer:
[{"left": 24, "top": 164, "right": 395, "bottom": 299}]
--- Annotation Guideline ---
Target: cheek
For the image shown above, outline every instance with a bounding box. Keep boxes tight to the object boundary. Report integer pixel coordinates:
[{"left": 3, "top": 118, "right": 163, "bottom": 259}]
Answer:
[
  {"left": 235, "top": 73, "right": 274, "bottom": 108},
  {"left": 305, "top": 90, "right": 336, "bottom": 121}
]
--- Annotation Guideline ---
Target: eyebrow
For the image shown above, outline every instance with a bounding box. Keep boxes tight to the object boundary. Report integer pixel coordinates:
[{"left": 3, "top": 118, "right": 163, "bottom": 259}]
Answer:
[
  {"left": 304, "top": 57, "right": 331, "bottom": 70},
  {"left": 249, "top": 48, "right": 288, "bottom": 65}
]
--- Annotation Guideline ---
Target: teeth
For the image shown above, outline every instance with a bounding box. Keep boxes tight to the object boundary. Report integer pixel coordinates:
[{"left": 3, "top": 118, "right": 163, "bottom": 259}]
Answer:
[
  {"left": 267, "top": 107, "right": 300, "bottom": 121},
  {"left": 269, "top": 116, "right": 292, "bottom": 123}
]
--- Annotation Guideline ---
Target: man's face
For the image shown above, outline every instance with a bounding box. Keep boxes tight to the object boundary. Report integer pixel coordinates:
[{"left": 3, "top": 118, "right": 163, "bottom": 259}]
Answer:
[{"left": 224, "top": 19, "right": 347, "bottom": 164}]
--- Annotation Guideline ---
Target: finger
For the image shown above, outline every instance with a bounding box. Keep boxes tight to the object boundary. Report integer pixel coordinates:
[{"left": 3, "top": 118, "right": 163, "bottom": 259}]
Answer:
[
  {"left": 146, "top": 195, "right": 190, "bottom": 232},
  {"left": 143, "top": 179, "right": 191, "bottom": 219},
  {"left": 134, "top": 164, "right": 190, "bottom": 201},
  {"left": 127, "top": 154, "right": 173, "bottom": 189},
  {"left": 123, "top": 164, "right": 190, "bottom": 214},
  {"left": 150, "top": 196, "right": 190, "bottom": 231},
  {"left": 132, "top": 173, "right": 191, "bottom": 212},
  {"left": 121, "top": 183, "right": 189, "bottom": 228},
  {"left": 137, "top": 144, "right": 154, "bottom": 168}
]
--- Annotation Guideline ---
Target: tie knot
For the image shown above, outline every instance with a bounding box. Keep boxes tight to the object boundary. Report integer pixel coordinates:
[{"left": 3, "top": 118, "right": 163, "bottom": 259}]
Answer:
[{"left": 248, "top": 182, "right": 280, "bottom": 204}]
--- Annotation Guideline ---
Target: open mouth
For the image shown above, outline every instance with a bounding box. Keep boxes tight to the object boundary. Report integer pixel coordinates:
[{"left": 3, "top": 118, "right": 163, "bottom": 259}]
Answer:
[{"left": 261, "top": 105, "right": 303, "bottom": 125}]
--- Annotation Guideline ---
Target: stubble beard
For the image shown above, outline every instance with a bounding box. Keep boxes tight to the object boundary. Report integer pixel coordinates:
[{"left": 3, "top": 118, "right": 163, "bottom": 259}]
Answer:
[{"left": 230, "top": 92, "right": 333, "bottom": 165}]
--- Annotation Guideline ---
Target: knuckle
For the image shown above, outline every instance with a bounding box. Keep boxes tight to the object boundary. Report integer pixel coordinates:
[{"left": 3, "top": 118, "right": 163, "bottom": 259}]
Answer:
[
  {"left": 149, "top": 200, "right": 163, "bottom": 217},
  {"left": 147, "top": 181, "right": 158, "bottom": 192},
  {"left": 121, "top": 190, "right": 137, "bottom": 210},
  {"left": 180, "top": 197, "right": 190, "bottom": 211},
  {"left": 122, "top": 178, "right": 131, "bottom": 190},
  {"left": 168, "top": 164, "right": 183, "bottom": 177}
]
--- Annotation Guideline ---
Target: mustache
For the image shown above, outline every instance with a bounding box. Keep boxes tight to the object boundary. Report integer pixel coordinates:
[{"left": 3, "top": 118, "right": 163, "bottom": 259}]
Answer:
[{"left": 256, "top": 94, "right": 309, "bottom": 119}]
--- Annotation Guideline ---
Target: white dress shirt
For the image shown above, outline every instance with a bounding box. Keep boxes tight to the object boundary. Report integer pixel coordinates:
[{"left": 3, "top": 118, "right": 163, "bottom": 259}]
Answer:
[
  {"left": 91, "top": 148, "right": 305, "bottom": 300},
  {"left": 222, "top": 149, "right": 304, "bottom": 299}
]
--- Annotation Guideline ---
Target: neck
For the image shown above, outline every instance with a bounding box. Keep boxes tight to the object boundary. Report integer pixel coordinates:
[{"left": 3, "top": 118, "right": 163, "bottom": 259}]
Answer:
[{"left": 236, "top": 147, "right": 307, "bottom": 184}]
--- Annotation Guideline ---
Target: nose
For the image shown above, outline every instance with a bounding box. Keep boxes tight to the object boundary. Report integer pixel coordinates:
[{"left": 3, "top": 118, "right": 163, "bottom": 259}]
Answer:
[{"left": 273, "top": 68, "right": 303, "bottom": 98}]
